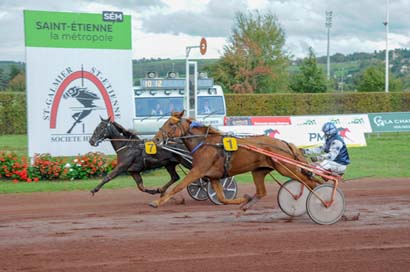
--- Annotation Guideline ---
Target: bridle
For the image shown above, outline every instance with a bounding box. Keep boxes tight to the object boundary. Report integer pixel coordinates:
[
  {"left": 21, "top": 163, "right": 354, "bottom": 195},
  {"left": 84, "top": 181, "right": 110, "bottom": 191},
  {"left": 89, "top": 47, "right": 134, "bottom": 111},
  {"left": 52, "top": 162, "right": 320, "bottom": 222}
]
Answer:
[
  {"left": 96, "top": 121, "right": 130, "bottom": 153},
  {"left": 159, "top": 117, "right": 211, "bottom": 140}
]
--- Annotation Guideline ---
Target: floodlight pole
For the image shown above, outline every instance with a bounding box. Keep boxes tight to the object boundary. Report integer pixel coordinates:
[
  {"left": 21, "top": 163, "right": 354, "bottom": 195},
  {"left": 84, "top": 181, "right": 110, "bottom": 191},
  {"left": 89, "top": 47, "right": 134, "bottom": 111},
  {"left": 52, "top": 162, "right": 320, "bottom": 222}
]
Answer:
[
  {"left": 384, "top": 0, "right": 390, "bottom": 93},
  {"left": 325, "top": 10, "right": 333, "bottom": 81},
  {"left": 185, "top": 45, "right": 199, "bottom": 118}
]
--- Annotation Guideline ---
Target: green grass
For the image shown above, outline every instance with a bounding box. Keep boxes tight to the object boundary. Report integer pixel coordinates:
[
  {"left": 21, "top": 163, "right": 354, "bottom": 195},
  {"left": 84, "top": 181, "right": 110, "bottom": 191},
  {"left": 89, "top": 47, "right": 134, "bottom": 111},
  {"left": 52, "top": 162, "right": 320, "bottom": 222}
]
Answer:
[
  {"left": 346, "top": 133, "right": 410, "bottom": 178},
  {"left": 0, "top": 134, "right": 27, "bottom": 156},
  {"left": 1, "top": 133, "right": 409, "bottom": 193}
]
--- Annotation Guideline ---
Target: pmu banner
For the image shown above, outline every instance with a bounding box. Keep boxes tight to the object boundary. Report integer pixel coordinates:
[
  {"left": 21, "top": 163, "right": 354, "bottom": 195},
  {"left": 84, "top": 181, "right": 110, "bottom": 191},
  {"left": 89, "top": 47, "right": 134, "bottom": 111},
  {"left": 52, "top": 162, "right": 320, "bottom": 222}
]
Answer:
[
  {"left": 220, "top": 114, "right": 371, "bottom": 147},
  {"left": 24, "top": 10, "right": 133, "bottom": 157},
  {"left": 368, "top": 112, "right": 410, "bottom": 132}
]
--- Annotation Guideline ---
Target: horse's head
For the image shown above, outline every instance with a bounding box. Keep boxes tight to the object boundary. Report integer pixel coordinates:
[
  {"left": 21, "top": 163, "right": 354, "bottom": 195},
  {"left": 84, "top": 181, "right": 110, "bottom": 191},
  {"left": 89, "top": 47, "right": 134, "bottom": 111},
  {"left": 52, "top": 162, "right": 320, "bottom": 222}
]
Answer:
[
  {"left": 154, "top": 110, "right": 189, "bottom": 144},
  {"left": 89, "top": 116, "right": 115, "bottom": 146}
]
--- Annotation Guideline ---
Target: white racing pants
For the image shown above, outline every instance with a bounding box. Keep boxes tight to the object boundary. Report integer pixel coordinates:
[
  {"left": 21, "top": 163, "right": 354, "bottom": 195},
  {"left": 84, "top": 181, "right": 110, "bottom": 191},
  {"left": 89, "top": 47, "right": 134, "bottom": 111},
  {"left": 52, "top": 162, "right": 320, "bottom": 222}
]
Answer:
[{"left": 318, "top": 160, "right": 347, "bottom": 175}]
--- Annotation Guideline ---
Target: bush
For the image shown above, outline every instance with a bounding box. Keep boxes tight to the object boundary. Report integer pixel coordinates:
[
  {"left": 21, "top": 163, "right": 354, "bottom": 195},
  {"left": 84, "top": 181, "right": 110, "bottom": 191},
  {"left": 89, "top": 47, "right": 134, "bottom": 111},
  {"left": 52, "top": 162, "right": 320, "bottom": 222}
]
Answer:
[
  {"left": 0, "top": 152, "right": 39, "bottom": 183},
  {"left": 64, "top": 152, "right": 107, "bottom": 180},
  {"left": 32, "top": 154, "right": 66, "bottom": 180},
  {"left": 2, "top": 92, "right": 410, "bottom": 135},
  {"left": 225, "top": 92, "right": 410, "bottom": 116},
  {"left": 0, "top": 152, "right": 117, "bottom": 183},
  {"left": 0, "top": 92, "right": 26, "bottom": 135}
]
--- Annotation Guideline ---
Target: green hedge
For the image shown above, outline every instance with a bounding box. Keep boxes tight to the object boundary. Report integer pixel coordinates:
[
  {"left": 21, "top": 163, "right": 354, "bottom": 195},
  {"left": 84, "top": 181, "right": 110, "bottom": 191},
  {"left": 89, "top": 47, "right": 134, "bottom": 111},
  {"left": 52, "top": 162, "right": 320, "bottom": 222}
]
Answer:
[
  {"left": 225, "top": 92, "right": 410, "bottom": 116},
  {"left": 1, "top": 92, "right": 410, "bottom": 135},
  {"left": 0, "top": 92, "right": 26, "bottom": 135}
]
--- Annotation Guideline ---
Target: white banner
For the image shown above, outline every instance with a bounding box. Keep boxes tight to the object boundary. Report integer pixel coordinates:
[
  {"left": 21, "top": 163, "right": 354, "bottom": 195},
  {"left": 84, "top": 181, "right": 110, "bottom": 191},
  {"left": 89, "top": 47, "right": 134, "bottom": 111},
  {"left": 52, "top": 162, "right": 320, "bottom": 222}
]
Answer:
[{"left": 219, "top": 114, "right": 371, "bottom": 147}]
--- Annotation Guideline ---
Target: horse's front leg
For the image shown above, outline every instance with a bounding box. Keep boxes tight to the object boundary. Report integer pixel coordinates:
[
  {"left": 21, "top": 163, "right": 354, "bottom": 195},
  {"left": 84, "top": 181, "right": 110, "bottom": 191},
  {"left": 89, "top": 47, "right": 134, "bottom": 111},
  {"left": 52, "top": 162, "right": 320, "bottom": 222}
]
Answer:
[
  {"left": 90, "top": 165, "right": 126, "bottom": 195},
  {"left": 210, "top": 178, "right": 249, "bottom": 205},
  {"left": 149, "top": 168, "right": 202, "bottom": 208}
]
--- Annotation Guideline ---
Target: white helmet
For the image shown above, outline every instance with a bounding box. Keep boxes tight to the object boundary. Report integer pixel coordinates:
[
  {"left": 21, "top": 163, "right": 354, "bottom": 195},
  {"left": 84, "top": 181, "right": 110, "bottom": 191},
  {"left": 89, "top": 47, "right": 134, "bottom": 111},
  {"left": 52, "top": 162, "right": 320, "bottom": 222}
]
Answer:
[{"left": 322, "top": 122, "right": 337, "bottom": 138}]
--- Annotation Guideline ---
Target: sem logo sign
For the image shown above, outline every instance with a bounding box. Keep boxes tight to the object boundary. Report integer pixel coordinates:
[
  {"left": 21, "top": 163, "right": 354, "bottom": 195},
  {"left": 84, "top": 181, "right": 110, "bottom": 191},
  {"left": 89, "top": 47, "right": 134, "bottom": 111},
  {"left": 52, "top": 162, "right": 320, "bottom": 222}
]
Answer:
[{"left": 102, "top": 11, "right": 124, "bottom": 22}]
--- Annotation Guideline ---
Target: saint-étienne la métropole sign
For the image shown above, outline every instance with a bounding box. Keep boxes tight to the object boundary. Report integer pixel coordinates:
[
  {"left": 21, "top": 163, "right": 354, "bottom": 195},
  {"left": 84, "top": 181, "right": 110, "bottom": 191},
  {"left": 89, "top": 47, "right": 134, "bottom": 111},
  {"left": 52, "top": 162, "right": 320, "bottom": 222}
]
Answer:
[{"left": 24, "top": 10, "right": 134, "bottom": 157}]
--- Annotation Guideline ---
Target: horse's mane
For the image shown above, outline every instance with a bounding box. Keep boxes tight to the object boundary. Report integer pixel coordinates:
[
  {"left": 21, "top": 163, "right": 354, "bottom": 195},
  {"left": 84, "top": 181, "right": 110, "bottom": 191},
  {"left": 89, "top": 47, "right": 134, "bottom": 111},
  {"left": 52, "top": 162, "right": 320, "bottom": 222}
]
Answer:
[
  {"left": 185, "top": 118, "right": 222, "bottom": 135},
  {"left": 111, "top": 121, "right": 140, "bottom": 139}
]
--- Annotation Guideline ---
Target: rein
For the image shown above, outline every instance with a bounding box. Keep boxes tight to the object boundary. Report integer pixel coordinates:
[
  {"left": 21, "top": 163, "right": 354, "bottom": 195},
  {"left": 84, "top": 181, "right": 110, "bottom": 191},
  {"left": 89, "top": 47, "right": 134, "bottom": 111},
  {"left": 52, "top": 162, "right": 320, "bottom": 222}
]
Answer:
[{"left": 100, "top": 122, "right": 142, "bottom": 153}]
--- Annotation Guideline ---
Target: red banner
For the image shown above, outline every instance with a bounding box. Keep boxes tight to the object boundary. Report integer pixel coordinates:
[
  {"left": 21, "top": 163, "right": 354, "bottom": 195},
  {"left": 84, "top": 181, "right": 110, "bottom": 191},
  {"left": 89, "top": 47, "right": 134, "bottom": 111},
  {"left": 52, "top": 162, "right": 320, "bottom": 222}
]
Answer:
[{"left": 250, "top": 116, "right": 291, "bottom": 125}]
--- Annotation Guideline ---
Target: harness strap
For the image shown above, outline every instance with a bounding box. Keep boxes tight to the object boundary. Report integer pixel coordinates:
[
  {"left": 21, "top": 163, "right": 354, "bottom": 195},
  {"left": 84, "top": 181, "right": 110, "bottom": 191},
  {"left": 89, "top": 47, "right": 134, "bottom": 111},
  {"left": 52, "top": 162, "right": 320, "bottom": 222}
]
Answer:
[
  {"left": 190, "top": 141, "right": 204, "bottom": 154},
  {"left": 115, "top": 145, "right": 128, "bottom": 153}
]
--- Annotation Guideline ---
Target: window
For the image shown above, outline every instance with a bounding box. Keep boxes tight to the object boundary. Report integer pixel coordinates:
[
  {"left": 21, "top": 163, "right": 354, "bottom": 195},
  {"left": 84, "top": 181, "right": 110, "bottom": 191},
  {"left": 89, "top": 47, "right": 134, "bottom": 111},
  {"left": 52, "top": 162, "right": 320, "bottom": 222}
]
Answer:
[
  {"left": 135, "top": 97, "right": 184, "bottom": 117},
  {"left": 197, "top": 96, "right": 225, "bottom": 115}
]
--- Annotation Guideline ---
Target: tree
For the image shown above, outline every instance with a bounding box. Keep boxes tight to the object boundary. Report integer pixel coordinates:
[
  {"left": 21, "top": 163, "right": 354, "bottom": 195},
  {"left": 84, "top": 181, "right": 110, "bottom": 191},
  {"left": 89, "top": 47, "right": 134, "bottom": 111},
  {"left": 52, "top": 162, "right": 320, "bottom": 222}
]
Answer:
[
  {"left": 8, "top": 65, "right": 20, "bottom": 81},
  {"left": 290, "top": 48, "right": 327, "bottom": 93},
  {"left": 357, "top": 65, "right": 402, "bottom": 92},
  {"left": 208, "top": 11, "right": 289, "bottom": 93},
  {"left": 7, "top": 72, "right": 25, "bottom": 92}
]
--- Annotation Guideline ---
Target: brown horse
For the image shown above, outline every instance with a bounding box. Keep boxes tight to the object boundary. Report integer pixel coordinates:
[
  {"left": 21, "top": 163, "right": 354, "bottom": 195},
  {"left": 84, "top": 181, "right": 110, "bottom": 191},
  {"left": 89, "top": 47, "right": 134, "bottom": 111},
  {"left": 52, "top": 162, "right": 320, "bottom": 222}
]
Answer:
[{"left": 151, "top": 111, "right": 317, "bottom": 210}]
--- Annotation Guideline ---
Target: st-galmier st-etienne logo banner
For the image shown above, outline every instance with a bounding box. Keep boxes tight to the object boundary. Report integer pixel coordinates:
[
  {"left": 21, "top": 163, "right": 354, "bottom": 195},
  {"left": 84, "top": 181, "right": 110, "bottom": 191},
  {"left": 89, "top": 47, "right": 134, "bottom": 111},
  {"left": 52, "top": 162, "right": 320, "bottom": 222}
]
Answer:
[{"left": 44, "top": 65, "right": 119, "bottom": 135}]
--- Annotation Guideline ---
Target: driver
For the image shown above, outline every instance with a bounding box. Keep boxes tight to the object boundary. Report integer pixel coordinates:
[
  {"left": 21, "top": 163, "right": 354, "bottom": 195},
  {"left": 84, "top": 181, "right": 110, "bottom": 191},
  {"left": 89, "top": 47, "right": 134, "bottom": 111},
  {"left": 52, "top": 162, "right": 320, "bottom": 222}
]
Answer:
[{"left": 302, "top": 122, "right": 350, "bottom": 175}]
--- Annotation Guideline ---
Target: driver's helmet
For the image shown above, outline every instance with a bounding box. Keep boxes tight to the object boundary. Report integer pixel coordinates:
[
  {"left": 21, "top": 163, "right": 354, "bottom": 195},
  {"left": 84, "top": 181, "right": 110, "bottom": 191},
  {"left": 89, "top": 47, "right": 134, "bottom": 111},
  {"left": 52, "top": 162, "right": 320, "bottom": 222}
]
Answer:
[{"left": 322, "top": 122, "right": 338, "bottom": 138}]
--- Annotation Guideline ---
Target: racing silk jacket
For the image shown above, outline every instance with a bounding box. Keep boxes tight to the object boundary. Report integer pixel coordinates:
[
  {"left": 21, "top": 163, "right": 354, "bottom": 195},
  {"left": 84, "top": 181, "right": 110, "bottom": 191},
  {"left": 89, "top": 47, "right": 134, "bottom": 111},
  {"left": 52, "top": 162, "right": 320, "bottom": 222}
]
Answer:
[{"left": 304, "top": 134, "right": 350, "bottom": 165}]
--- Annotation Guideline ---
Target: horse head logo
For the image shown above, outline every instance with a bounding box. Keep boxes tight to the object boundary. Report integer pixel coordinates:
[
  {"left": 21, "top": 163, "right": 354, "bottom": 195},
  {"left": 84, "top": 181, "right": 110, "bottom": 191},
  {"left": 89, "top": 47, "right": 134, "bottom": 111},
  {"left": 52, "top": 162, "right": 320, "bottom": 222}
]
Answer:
[
  {"left": 264, "top": 128, "right": 280, "bottom": 138},
  {"left": 338, "top": 127, "right": 353, "bottom": 142}
]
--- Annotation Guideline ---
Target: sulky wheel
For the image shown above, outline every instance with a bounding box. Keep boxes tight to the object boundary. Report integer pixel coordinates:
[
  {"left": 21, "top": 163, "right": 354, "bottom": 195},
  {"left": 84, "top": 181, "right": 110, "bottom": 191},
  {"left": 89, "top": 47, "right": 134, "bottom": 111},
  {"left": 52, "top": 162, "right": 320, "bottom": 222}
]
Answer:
[
  {"left": 277, "top": 179, "right": 309, "bottom": 217},
  {"left": 187, "top": 178, "right": 209, "bottom": 201},
  {"left": 206, "top": 177, "right": 238, "bottom": 205},
  {"left": 306, "top": 184, "right": 345, "bottom": 225}
]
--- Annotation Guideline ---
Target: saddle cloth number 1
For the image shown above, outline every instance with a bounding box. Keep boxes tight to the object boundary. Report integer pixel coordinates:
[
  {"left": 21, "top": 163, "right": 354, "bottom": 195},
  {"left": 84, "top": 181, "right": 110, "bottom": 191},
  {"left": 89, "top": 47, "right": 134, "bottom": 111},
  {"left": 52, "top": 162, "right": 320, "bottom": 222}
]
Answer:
[
  {"left": 223, "top": 137, "right": 238, "bottom": 151},
  {"left": 145, "top": 141, "right": 157, "bottom": 154}
]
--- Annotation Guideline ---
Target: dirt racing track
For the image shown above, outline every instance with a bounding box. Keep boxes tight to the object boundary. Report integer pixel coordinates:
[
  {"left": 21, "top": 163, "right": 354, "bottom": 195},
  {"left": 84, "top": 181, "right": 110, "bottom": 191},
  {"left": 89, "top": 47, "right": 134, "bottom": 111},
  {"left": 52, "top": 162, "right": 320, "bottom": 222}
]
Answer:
[{"left": 1, "top": 178, "right": 409, "bottom": 272}]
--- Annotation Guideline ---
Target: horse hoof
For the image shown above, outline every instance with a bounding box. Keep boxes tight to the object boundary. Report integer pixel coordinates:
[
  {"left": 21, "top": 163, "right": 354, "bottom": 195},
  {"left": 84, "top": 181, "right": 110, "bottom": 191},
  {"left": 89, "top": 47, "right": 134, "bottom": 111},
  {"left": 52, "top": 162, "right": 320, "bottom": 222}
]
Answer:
[
  {"left": 149, "top": 201, "right": 159, "bottom": 208},
  {"left": 90, "top": 191, "right": 95, "bottom": 196},
  {"left": 243, "top": 194, "right": 252, "bottom": 202}
]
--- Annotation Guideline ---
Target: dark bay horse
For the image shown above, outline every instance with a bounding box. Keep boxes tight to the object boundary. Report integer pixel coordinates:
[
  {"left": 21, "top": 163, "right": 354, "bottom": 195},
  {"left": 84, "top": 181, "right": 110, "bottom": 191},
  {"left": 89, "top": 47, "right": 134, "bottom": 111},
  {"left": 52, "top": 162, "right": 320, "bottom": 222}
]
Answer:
[
  {"left": 151, "top": 111, "right": 317, "bottom": 210},
  {"left": 89, "top": 117, "right": 191, "bottom": 195}
]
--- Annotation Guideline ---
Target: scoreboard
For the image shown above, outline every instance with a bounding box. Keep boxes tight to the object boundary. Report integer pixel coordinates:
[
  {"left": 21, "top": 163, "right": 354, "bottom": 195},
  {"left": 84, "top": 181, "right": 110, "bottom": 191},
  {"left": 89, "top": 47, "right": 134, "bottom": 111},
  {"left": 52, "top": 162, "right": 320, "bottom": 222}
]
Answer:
[{"left": 140, "top": 78, "right": 214, "bottom": 89}]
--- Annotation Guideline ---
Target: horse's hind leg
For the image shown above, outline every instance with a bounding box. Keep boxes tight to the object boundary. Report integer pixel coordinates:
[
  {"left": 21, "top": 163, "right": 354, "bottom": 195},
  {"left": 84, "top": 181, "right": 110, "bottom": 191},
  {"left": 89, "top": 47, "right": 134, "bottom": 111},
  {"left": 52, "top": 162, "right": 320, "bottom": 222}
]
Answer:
[
  {"left": 130, "top": 172, "right": 160, "bottom": 195},
  {"left": 209, "top": 178, "right": 249, "bottom": 205},
  {"left": 239, "top": 169, "right": 270, "bottom": 211},
  {"left": 158, "top": 164, "right": 181, "bottom": 196}
]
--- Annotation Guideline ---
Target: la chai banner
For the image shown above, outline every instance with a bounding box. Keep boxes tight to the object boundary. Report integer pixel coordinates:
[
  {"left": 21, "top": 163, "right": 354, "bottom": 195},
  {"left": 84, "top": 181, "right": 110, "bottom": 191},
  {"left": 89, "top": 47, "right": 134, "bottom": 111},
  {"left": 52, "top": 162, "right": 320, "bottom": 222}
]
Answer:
[
  {"left": 24, "top": 10, "right": 133, "bottom": 157},
  {"left": 368, "top": 112, "right": 410, "bottom": 132}
]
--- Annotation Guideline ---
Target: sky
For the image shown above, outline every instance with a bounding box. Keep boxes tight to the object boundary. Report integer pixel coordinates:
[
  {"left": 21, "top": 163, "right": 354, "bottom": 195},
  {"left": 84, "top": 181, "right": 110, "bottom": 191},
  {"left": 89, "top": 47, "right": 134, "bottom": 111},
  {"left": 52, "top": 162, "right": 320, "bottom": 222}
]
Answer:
[{"left": 1, "top": 0, "right": 410, "bottom": 62}]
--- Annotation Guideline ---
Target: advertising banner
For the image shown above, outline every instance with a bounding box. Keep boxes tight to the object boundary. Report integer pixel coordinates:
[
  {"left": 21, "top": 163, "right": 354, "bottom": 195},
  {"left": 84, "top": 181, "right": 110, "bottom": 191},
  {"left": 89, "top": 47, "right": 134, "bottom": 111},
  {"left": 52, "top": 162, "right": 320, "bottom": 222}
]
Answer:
[
  {"left": 24, "top": 10, "right": 133, "bottom": 157},
  {"left": 220, "top": 114, "right": 371, "bottom": 147},
  {"left": 368, "top": 112, "right": 410, "bottom": 132}
]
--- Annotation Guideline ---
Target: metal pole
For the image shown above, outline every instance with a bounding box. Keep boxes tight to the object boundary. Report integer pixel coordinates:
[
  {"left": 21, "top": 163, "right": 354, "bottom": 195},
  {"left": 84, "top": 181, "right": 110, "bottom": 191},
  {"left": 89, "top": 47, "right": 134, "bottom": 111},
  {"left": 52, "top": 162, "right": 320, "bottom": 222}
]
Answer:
[
  {"left": 327, "top": 27, "right": 330, "bottom": 80},
  {"left": 325, "top": 11, "right": 333, "bottom": 81},
  {"left": 384, "top": 0, "right": 390, "bottom": 93},
  {"left": 185, "top": 47, "right": 190, "bottom": 117},
  {"left": 185, "top": 45, "right": 200, "bottom": 118}
]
